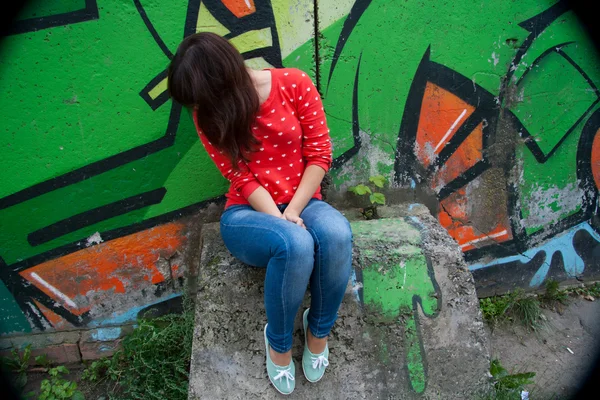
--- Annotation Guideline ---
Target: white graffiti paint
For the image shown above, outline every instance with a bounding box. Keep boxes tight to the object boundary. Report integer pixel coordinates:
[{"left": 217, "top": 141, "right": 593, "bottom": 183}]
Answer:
[
  {"left": 30, "top": 272, "right": 77, "bottom": 308},
  {"left": 521, "top": 182, "right": 584, "bottom": 231},
  {"left": 86, "top": 232, "right": 104, "bottom": 247}
]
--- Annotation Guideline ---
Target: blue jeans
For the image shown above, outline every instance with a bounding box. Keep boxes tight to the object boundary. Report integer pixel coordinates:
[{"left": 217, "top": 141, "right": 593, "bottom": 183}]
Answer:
[{"left": 220, "top": 199, "right": 353, "bottom": 353}]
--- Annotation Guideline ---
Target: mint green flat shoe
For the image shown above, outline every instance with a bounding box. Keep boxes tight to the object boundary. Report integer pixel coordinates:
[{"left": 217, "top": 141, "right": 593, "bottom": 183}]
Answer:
[
  {"left": 264, "top": 324, "right": 295, "bottom": 395},
  {"left": 302, "top": 309, "right": 330, "bottom": 383}
]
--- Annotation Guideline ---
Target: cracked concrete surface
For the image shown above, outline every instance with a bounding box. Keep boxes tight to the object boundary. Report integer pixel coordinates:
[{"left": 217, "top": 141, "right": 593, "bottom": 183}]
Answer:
[
  {"left": 488, "top": 298, "right": 600, "bottom": 399},
  {"left": 188, "top": 204, "right": 490, "bottom": 399}
]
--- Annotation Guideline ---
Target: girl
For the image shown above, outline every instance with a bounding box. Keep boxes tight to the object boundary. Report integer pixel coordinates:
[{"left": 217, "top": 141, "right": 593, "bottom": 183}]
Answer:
[{"left": 167, "top": 32, "right": 353, "bottom": 395}]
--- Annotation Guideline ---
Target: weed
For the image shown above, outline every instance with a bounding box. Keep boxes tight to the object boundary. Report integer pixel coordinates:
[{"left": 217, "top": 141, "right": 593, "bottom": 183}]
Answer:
[
  {"left": 81, "top": 359, "right": 113, "bottom": 384},
  {"left": 511, "top": 296, "right": 543, "bottom": 331},
  {"left": 480, "top": 290, "right": 544, "bottom": 331},
  {"left": 539, "top": 280, "right": 569, "bottom": 311},
  {"left": 83, "top": 297, "right": 195, "bottom": 400},
  {"left": 0, "top": 344, "right": 32, "bottom": 391},
  {"left": 349, "top": 175, "right": 387, "bottom": 219},
  {"left": 480, "top": 293, "right": 516, "bottom": 327},
  {"left": 568, "top": 282, "right": 600, "bottom": 298},
  {"left": 480, "top": 359, "right": 535, "bottom": 400},
  {"left": 39, "top": 366, "right": 84, "bottom": 400}
]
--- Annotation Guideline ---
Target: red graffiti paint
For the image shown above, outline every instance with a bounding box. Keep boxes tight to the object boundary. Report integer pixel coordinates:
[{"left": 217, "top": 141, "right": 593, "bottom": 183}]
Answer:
[
  {"left": 221, "top": 0, "right": 256, "bottom": 17},
  {"left": 20, "top": 222, "right": 186, "bottom": 315}
]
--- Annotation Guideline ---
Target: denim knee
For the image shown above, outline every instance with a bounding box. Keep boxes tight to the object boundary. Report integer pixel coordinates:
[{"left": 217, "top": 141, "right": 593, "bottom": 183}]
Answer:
[
  {"left": 311, "top": 216, "right": 352, "bottom": 254},
  {"left": 272, "top": 227, "right": 315, "bottom": 270}
]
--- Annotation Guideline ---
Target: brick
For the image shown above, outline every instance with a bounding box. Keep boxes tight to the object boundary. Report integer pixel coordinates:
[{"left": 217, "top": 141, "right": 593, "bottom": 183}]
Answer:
[
  {"left": 80, "top": 339, "right": 122, "bottom": 361},
  {"left": 32, "top": 344, "right": 81, "bottom": 364},
  {"left": 0, "top": 331, "right": 79, "bottom": 351}
]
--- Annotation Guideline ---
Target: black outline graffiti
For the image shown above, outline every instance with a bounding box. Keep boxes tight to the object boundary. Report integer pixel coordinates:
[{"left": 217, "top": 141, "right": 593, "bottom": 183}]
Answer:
[
  {"left": 5, "top": 0, "right": 99, "bottom": 36},
  {"left": 1, "top": 0, "right": 289, "bottom": 332},
  {"left": 385, "top": 0, "right": 600, "bottom": 290},
  {"left": 133, "top": 0, "right": 174, "bottom": 59},
  {"left": 331, "top": 52, "right": 363, "bottom": 169},
  {"left": 513, "top": 44, "right": 600, "bottom": 163},
  {"left": 498, "top": 0, "right": 570, "bottom": 105},
  {"left": 0, "top": 103, "right": 181, "bottom": 211},
  {"left": 577, "top": 108, "right": 600, "bottom": 219},
  {"left": 139, "top": 70, "right": 170, "bottom": 111},
  {"left": 28, "top": 188, "right": 167, "bottom": 247},
  {"left": 393, "top": 48, "right": 498, "bottom": 200},
  {"left": 0, "top": 195, "right": 225, "bottom": 329},
  {"left": 326, "top": 0, "right": 372, "bottom": 91},
  {"left": 139, "top": 0, "right": 284, "bottom": 110}
]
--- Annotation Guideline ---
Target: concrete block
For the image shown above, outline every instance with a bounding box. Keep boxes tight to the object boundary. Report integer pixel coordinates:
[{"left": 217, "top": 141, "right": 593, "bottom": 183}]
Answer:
[{"left": 188, "top": 204, "right": 490, "bottom": 399}]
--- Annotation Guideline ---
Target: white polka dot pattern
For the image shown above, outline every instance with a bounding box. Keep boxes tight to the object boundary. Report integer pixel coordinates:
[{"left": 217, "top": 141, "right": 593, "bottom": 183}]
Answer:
[{"left": 194, "top": 68, "right": 332, "bottom": 208}]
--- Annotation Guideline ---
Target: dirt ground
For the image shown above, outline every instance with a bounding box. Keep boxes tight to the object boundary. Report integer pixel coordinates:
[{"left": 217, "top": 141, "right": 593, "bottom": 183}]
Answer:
[
  {"left": 486, "top": 297, "right": 600, "bottom": 399},
  {"left": 17, "top": 364, "right": 112, "bottom": 400},
  {"left": 9, "top": 298, "right": 600, "bottom": 400}
]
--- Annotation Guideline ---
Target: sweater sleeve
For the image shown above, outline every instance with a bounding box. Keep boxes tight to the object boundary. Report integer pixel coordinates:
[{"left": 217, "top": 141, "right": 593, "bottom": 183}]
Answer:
[
  {"left": 193, "top": 115, "right": 261, "bottom": 199},
  {"left": 294, "top": 70, "right": 333, "bottom": 172}
]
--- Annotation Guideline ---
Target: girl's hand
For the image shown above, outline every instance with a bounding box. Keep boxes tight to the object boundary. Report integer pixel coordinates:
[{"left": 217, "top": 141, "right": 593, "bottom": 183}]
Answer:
[{"left": 283, "top": 208, "right": 306, "bottom": 229}]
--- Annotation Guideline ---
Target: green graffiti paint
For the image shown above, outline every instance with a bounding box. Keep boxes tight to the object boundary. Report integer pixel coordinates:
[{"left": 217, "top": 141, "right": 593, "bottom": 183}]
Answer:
[
  {"left": 362, "top": 253, "right": 437, "bottom": 316},
  {"left": 404, "top": 315, "right": 426, "bottom": 394},
  {"left": 352, "top": 218, "right": 439, "bottom": 393},
  {"left": 0, "top": 280, "right": 31, "bottom": 335},
  {"left": 17, "top": 0, "right": 85, "bottom": 20}
]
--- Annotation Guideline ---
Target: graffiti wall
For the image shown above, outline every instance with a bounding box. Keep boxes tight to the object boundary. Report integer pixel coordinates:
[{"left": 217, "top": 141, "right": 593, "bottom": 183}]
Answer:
[
  {"left": 316, "top": 0, "right": 600, "bottom": 296},
  {"left": 0, "top": 0, "right": 317, "bottom": 335},
  {"left": 1, "top": 0, "right": 599, "bottom": 335}
]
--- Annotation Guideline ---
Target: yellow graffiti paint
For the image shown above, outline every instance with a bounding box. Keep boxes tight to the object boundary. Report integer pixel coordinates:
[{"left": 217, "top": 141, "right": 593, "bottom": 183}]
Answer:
[
  {"left": 229, "top": 28, "right": 273, "bottom": 54},
  {"left": 196, "top": 2, "right": 231, "bottom": 36},
  {"left": 148, "top": 78, "right": 168, "bottom": 100}
]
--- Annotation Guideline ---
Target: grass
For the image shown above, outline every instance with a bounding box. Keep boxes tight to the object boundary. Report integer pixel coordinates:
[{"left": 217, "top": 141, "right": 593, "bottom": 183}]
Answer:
[
  {"left": 479, "top": 290, "right": 544, "bottom": 331},
  {"left": 83, "top": 296, "right": 195, "bottom": 400},
  {"left": 480, "top": 281, "right": 600, "bottom": 331},
  {"left": 539, "top": 280, "right": 569, "bottom": 307},
  {"left": 2, "top": 296, "right": 195, "bottom": 400}
]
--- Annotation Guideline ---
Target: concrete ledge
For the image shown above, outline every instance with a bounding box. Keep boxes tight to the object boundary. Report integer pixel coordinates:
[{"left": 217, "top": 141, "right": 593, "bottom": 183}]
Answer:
[{"left": 189, "top": 204, "right": 490, "bottom": 399}]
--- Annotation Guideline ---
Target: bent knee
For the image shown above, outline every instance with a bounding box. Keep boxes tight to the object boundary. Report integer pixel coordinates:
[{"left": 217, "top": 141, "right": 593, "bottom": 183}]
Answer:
[
  {"left": 274, "top": 228, "right": 314, "bottom": 259},
  {"left": 312, "top": 216, "right": 353, "bottom": 249}
]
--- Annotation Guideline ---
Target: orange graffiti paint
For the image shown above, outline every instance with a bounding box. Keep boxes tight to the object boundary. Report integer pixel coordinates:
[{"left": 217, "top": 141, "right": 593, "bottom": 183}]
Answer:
[
  {"left": 592, "top": 128, "right": 600, "bottom": 190},
  {"left": 20, "top": 222, "right": 187, "bottom": 315},
  {"left": 439, "top": 189, "right": 511, "bottom": 251},
  {"left": 221, "top": 0, "right": 256, "bottom": 18},
  {"left": 415, "top": 83, "right": 475, "bottom": 167},
  {"left": 432, "top": 122, "right": 483, "bottom": 189},
  {"left": 33, "top": 299, "right": 74, "bottom": 330}
]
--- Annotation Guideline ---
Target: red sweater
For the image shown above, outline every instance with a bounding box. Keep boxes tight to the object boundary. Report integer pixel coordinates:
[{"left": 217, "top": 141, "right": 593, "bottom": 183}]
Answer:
[{"left": 194, "top": 68, "right": 333, "bottom": 208}]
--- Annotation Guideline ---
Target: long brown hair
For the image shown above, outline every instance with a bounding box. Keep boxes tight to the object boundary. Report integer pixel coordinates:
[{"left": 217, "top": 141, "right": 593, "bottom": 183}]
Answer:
[{"left": 167, "top": 32, "right": 260, "bottom": 164}]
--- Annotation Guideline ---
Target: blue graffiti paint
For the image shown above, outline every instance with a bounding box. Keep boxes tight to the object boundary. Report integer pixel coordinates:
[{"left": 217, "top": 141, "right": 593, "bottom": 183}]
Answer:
[
  {"left": 91, "top": 327, "right": 122, "bottom": 341},
  {"left": 350, "top": 269, "right": 361, "bottom": 304},
  {"left": 409, "top": 216, "right": 425, "bottom": 229},
  {"left": 408, "top": 203, "right": 420, "bottom": 211},
  {"left": 469, "top": 222, "right": 600, "bottom": 287},
  {"left": 89, "top": 293, "right": 181, "bottom": 327}
]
